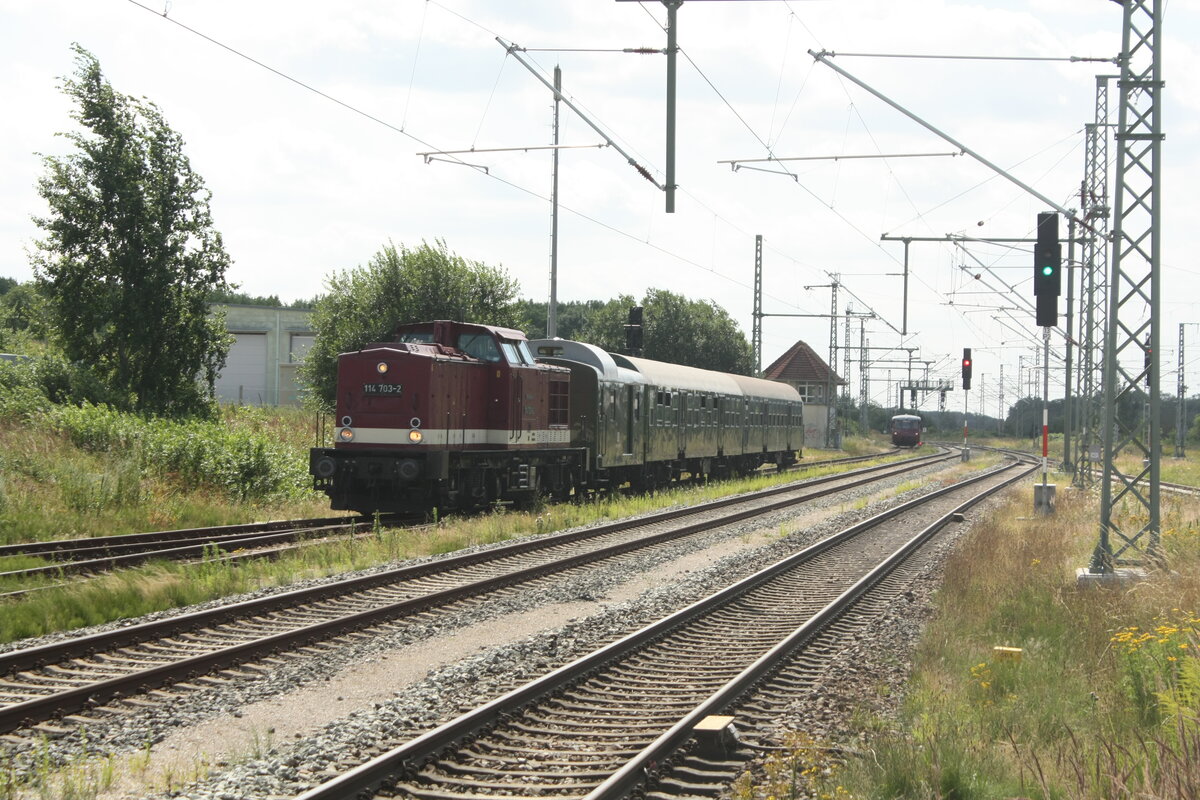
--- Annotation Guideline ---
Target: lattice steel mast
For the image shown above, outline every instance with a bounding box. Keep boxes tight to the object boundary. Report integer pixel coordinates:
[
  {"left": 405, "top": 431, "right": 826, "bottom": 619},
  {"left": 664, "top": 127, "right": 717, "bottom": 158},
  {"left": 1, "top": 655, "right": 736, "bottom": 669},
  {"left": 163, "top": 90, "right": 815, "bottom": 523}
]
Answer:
[
  {"left": 1074, "top": 75, "right": 1115, "bottom": 488},
  {"left": 1093, "top": 0, "right": 1163, "bottom": 572}
]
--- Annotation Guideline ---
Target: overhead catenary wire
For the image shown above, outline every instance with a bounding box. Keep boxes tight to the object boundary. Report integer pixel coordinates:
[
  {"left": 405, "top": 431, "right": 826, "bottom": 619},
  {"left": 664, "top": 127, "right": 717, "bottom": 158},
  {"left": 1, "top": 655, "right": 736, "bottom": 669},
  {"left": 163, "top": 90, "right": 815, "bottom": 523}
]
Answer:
[
  {"left": 124, "top": 0, "right": 1096, "bottom": 382},
  {"left": 121, "top": 0, "right": 805, "bottom": 311},
  {"left": 819, "top": 51, "right": 1119, "bottom": 64}
]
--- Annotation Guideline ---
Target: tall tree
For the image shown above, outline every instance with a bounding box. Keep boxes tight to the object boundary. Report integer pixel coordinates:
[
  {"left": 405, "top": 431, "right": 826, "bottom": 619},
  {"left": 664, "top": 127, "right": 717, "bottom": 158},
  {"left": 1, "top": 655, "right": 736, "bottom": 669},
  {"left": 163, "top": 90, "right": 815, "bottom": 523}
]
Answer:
[
  {"left": 32, "top": 45, "right": 231, "bottom": 416},
  {"left": 579, "top": 289, "right": 754, "bottom": 375},
  {"left": 300, "top": 239, "right": 524, "bottom": 410},
  {"left": 516, "top": 298, "right": 608, "bottom": 342}
]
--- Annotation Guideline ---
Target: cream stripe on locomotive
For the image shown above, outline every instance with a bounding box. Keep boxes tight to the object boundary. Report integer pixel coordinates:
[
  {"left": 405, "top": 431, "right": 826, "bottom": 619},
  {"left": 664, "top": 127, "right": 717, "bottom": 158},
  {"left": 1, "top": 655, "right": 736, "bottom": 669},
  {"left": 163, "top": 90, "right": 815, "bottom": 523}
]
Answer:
[{"left": 339, "top": 427, "right": 571, "bottom": 446}]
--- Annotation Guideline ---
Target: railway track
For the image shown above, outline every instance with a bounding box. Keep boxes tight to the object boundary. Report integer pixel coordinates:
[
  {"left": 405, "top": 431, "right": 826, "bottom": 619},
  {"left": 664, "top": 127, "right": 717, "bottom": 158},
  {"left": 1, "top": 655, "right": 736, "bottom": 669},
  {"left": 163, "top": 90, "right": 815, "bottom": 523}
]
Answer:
[
  {"left": 0, "top": 516, "right": 387, "bottom": 584},
  {"left": 0, "top": 450, "right": 903, "bottom": 588},
  {"left": 0, "top": 448, "right": 953, "bottom": 741},
  {"left": 1161, "top": 479, "right": 1200, "bottom": 497},
  {"left": 293, "top": 454, "right": 1036, "bottom": 800}
]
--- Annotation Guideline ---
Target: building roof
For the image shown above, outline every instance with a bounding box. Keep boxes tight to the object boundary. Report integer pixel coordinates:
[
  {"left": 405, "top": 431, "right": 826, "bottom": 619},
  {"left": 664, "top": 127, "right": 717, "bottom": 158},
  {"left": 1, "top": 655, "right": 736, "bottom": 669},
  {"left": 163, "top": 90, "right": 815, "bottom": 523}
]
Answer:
[{"left": 763, "top": 340, "right": 846, "bottom": 386}]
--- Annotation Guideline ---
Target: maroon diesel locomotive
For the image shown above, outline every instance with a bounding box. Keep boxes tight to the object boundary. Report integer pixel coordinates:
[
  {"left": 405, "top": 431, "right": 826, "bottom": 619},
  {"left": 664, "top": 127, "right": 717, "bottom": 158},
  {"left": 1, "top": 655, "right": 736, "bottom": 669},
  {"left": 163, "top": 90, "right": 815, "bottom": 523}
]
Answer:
[{"left": 310, "top": 320, "right": 804, "bottom": 514}]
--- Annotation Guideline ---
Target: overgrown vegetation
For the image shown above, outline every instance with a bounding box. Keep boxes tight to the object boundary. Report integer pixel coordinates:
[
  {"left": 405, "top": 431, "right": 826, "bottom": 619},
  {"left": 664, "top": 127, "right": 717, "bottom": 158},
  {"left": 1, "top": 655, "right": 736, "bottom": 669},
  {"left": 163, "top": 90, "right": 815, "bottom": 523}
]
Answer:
[
  {"left": 750, "top": 476, "right": 1200, "bottom": 799},
  {"left": 0, "top": 358, "right": 325, "bottom": 545}
]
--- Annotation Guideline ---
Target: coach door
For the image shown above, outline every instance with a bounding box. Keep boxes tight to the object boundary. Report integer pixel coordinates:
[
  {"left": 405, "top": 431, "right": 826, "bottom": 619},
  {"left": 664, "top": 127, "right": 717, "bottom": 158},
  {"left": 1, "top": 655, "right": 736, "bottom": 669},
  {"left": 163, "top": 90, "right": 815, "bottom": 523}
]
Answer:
[
  {"left": 624, "top": 384, "right": 636, "bottom": 455},
  {"left": 715, "top": 397, "right": 725, "bottom": 454}
]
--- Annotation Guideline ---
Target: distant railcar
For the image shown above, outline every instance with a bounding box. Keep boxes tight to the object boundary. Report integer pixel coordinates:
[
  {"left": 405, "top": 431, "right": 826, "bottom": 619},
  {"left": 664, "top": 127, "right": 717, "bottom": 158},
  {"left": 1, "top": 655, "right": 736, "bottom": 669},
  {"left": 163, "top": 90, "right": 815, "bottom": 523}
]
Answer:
[{"left": 889, "top": 413, "right": 922, "bottom": 447}]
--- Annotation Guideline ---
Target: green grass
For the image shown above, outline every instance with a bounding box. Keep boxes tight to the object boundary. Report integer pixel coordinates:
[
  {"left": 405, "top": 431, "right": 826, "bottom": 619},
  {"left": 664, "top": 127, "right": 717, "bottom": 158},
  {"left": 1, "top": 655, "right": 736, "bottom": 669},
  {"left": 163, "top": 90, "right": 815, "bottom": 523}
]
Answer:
[
  {"left": 776, "top": 470, "right": 1200, "bottom": 800},
  {"left": 0, "top": 405, "right": 331, "bottom": 545}
]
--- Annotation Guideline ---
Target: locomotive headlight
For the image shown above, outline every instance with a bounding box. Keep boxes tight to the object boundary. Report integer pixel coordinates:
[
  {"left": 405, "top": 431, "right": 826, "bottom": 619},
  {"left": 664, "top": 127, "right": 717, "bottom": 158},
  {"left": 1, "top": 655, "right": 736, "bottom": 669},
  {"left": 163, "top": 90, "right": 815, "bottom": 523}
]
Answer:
[
  {"left": 408, "top": 429, "right": 423, "bottom": 444},
  {"left": 338, "top": 427, "right": 356, "bottom": 442},
  {"left": 314, "top": 457, "right": 337, "bottom": 478},
  {"left": 376, "top": 362, "right": 389, "bottom": 374}
]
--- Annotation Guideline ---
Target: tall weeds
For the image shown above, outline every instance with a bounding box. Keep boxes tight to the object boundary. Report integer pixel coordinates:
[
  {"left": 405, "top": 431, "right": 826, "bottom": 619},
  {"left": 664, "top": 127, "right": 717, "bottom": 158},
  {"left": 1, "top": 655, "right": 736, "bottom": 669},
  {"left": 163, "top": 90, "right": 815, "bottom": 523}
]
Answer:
[{"left": 820, "top": 481, "right": 1200, "bottom": 799}]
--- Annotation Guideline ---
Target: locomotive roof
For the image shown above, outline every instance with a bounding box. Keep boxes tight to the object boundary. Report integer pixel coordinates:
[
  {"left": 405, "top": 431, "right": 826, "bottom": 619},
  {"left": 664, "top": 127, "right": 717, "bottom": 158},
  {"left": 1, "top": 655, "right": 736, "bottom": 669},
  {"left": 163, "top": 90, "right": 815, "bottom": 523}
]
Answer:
[
  {"left": 394, "top": 320, "right": 528, "bottom": 342},
  {"left": 891, "top": 413, "right": 922, "bottom": 420}
]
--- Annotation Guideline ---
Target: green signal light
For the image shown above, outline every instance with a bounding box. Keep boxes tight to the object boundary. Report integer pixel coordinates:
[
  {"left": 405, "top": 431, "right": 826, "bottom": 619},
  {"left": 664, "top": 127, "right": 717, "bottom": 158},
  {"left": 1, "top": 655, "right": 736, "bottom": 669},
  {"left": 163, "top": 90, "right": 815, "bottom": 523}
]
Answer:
[{"left": 1041, "top": 265, "right": 1054, "bottom": 276}]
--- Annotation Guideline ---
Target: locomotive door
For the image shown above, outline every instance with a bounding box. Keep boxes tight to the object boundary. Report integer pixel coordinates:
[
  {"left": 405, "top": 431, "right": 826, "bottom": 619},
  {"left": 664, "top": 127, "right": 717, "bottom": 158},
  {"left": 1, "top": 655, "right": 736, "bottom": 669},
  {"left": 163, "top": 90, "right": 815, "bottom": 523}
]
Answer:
[
  {"left": 487, "top": 364, "right": 510, "bottom": 444},
  {"left": 510, "top": 370, "right": 523, "bottom": 442}
]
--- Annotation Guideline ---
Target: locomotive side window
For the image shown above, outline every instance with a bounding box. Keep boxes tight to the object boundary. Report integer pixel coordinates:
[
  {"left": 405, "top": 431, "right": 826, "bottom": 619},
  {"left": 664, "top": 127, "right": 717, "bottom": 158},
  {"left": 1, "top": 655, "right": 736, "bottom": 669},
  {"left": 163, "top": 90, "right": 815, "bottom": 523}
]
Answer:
[
  {"left": 549, "top": 380, "right": 569, "bottom": 427},
  {"left": 397, "top": 332, "right": 434, "bottom": 344},
  {"left": 457, "top": 333, "right": 502, "bottom": 363}
]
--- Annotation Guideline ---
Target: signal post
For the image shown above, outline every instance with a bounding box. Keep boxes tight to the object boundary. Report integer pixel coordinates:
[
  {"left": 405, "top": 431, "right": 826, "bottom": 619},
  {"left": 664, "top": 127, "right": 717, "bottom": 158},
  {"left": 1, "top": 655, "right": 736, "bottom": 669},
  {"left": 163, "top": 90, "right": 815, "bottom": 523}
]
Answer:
[
  {"left": 1033, "top": 212, "right": 1060, "bottom": 514},
  {"left": 961, "top": 349, "right": 972, "bottom": 461}
]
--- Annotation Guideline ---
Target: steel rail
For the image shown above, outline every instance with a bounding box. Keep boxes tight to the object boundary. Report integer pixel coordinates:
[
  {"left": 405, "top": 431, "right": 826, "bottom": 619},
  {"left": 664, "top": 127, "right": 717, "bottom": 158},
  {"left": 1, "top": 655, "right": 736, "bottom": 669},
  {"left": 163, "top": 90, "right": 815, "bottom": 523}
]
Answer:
[
  {"left": 0, "top": 451, "right": 954, "bottom": 733},
  {"left": 0, "top": 452, "right": 899, "bottom": 582},
  {"left": 0, "top": 523, "right": 374, "bottom": 581},
  {"left": 0, "top": 449, "right": 941, "bottom": 672},
  {"left": 586, "top": 458, "right": 1035, "bottom": 800},
  {"left": 0, "top": 516, "right": 364, "bottom": 559},
  {"left": 293, "top": 456, "right": 1031, "bottom": 800}
]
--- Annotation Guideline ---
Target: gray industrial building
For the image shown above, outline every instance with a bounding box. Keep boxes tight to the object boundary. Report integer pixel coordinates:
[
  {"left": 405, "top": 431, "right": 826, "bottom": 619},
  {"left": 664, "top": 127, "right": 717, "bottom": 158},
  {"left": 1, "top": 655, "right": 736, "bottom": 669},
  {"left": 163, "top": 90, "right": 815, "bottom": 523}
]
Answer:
[{"left": 212, "top": 304, "right": 315, "bottom": 406}]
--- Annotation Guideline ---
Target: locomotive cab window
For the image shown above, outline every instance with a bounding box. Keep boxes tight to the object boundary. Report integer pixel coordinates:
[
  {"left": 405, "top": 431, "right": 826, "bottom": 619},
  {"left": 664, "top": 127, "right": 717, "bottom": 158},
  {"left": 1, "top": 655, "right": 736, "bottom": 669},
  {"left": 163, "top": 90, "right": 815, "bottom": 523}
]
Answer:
[{"left": 457, "top": 333, "right": 502, "bottom": 363}]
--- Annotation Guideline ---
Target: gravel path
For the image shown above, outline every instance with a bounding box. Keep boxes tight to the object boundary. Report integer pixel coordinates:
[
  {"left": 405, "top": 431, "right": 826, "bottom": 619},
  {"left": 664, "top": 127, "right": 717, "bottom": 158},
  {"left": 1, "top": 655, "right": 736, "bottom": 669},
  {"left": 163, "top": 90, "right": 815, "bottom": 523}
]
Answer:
[{"left": 7, "top": 456, "right": 997, "bottom": 800}]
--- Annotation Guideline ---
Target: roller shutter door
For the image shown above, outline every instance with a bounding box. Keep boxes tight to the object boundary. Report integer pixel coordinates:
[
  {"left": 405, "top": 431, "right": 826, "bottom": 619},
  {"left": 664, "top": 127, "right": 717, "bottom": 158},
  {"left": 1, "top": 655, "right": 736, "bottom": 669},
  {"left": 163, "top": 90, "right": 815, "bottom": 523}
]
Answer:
[{"left": 216, "top": 333, "right": 268, "bottom": 404}]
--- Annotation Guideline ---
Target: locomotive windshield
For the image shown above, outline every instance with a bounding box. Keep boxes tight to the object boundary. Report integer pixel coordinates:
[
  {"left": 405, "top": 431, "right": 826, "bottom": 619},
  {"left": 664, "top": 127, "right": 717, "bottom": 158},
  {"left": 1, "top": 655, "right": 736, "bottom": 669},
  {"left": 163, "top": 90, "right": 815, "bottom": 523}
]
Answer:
[
  {"left": 500, "top": 340, "right": 537, "bottom": 366},
  {"left": 893, "top": 418, "right": 920, "bottom": 430}
]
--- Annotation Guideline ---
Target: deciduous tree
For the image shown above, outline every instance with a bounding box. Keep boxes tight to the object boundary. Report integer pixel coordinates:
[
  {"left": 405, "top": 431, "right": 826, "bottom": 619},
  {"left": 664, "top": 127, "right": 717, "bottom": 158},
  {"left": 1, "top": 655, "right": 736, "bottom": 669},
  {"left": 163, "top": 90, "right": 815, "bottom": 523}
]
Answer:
[
  {"left": 32, "top": 45, "right": 232, "bottom": 416},
  {"left": 578, "top": 289, "right": 754, "bottom": 375},
  {"left": 300, "top": 239, "right": 523, "bottom": 409}
]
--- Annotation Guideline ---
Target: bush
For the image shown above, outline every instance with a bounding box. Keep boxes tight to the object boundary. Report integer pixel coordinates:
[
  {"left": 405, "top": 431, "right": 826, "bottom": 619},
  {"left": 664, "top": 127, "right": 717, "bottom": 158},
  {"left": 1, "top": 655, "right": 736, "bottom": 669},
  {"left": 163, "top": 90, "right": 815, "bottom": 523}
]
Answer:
[
  {"left": 0, "top": 354, "right": 131, "bottom": 421},
  {"left": 40, "top": 403, "right": 309, "bottom": 502}
]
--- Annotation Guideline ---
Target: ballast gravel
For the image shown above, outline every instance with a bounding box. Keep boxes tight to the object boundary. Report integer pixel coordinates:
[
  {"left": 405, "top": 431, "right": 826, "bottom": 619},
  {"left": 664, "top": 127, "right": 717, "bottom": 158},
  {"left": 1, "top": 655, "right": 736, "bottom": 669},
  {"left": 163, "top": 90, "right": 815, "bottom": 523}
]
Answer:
[{"left": 7, "top": 457, "right": 998, "bottom": 800}]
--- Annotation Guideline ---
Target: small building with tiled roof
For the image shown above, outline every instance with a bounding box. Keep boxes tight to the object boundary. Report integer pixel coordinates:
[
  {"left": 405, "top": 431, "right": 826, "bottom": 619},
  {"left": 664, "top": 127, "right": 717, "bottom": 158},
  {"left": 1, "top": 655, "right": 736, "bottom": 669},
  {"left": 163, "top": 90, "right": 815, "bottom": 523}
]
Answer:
[{"left": 763, "top": 340, "right": 846, "bottom": 449}]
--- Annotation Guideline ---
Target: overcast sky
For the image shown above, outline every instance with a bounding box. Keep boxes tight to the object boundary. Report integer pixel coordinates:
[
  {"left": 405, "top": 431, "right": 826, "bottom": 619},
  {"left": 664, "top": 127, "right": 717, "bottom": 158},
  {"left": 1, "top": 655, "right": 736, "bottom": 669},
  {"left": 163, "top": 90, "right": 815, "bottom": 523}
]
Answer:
[{"left": 2, "top": 0, "right": 1197, "bottom": 414}]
